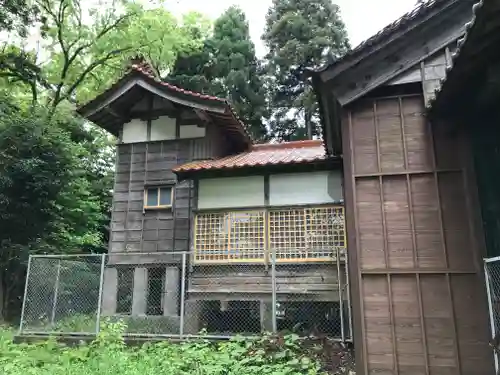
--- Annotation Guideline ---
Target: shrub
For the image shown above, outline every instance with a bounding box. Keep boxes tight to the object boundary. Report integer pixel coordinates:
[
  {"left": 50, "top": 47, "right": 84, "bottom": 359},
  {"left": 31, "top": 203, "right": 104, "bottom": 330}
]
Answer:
[{"left": 0, "top": 319, "right": 355, "bottom": 375}]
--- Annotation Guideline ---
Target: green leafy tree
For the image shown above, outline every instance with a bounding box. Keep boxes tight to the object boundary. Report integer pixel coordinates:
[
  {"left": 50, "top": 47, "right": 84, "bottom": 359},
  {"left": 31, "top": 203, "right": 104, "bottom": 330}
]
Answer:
[
  {"left": 168, "top": 6, "right": 268, "bottom": 141},
  {"left": 0, "top": 0, "right": 42, "bottom": 36},
  {"left": 0, "top": 95, "right": 105, "bottom": 320},
  {"left": 262, "top": 0, "right": 350, "bottom": 140}
]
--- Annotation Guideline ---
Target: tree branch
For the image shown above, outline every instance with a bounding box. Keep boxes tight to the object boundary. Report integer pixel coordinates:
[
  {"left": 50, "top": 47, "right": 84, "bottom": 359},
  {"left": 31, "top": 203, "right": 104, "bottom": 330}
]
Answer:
[{"left": 53, "top": 46, "right": 134, "bottom": 108}]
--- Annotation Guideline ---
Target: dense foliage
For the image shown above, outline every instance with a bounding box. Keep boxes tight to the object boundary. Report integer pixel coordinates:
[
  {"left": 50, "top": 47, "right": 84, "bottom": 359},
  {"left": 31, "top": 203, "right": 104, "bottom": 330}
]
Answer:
[
  {"left": 262, "top": 0, "right": 349, "bottom": 140},
  {"left": 168, "top": 6, "right": 268, "bottom": 141},
  {"left": 0, "top": 0, "right": 207, "bottom": 322},
  {"left": 0, "top": 322, "right": 355, "bottom": 374}
]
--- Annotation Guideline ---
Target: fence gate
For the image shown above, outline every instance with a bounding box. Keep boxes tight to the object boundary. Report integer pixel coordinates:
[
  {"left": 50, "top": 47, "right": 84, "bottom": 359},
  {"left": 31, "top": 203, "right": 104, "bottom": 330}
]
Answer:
[{"left": 484, "top": 256, "right": 500, "bottom": 373}]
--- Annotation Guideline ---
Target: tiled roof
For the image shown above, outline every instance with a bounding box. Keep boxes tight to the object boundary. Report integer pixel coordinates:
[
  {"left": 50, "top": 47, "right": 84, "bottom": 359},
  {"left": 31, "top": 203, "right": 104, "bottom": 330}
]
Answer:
[
  {"left": 173, "top": 140, "right": 328, "bottom": 173},
  {"left": 77, "top": 58, "right": 252, "bottom": 145},
  {"left": 314, "top": 0, "right": 455, "bottom": 73},
  {"left": 131, "top": 63, "right": 227, "bottom": 103},
  {"left": 428, "top": 0, "right": 492, "bottom": 111}
]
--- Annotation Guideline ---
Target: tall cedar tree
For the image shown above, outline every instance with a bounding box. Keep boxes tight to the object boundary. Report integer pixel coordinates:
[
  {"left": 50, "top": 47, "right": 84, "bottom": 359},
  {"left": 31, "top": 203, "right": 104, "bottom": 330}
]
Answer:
[
  {"left": 262, "top": 0, "right": 349, "bottom": 141},
  {"left": 168, "top": 6, "right": 268, "bottom": 141}
]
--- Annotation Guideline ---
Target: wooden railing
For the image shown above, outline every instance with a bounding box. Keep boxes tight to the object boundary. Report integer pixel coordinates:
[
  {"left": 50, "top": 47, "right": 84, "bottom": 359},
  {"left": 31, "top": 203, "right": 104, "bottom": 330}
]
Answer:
[{"left": 193, "top": 206, "right": 346, "bottom": 264}]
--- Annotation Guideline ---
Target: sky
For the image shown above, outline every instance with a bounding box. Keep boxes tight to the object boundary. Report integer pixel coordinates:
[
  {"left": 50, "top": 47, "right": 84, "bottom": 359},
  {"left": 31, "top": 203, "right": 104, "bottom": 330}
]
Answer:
[{"left": 167, "top": 0, "right": 420, "bottom": 57}]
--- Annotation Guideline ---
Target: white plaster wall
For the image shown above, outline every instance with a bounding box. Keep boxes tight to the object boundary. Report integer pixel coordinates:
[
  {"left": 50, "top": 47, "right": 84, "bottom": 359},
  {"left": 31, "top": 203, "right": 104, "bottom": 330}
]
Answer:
[
  {"left": 198, "top": 176, "right": 265, "bottom": 209},
  {"left": 151, "top": 116, "right": 176, "bottom": 141},
  {"left": 179, "top": 124, "right": 206, "bottom": 139},
  {"left": 269, "top": 171, "right": 342, "bottom": 206},
  {"left": 122, "top": 119, "right": 147, "bottom": 143}
]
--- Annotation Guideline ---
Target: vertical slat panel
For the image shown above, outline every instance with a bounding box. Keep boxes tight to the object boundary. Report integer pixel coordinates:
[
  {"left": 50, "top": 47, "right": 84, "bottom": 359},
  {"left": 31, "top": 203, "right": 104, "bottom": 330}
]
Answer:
[
  {"left": 451, "top": 274, "right": 493, "bottom": 375},
  {"left": 356, "top": 178, "right": 385, "bottom": 269},
  {"left": 410, "top": 175, "right": 445, "bottom": 268},
  {"left": 383, "top": 177, "right": 414, "bottom": 269},
  {"left": 352, "top": 102, "right": 379, "bottom": 175},
  {"left": 377, "top": 98, "right": 405, "bottom": 173},
  {"left": 392, "top": 276, "right": 425, "bottom": 375},
  {"left": 344, "top": 93, "right": 494, "bottom": 375},
  {"left": 421, "top": 275, "right": 457, "bottom": 375},
  {"left": 363, "top": 275, "right": 394, "bottom": 375},
  {"left": 402, "top": 97, "right": 432, "bottom": 171},
  {"left": 438, "top": 172, "right": 474, "bottom": 269}
]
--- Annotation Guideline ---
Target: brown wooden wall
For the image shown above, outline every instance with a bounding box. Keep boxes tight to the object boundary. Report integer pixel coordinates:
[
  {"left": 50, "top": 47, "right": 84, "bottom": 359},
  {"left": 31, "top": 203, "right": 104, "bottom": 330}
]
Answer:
[
  {"left": 342, "top": 94, "right": 494, "bottom": 375},
  {"left": 109, "top": 122, "right": 224, "bottom": 265},
  {"left": 188, "top": 264, "right": 344, "bottom": 302}
]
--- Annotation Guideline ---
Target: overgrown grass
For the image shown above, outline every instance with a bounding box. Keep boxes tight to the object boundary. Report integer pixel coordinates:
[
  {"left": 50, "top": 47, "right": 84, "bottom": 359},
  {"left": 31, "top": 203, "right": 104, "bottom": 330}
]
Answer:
[{"left": 1, "top": 319, "right": 354, "bottom": 375}]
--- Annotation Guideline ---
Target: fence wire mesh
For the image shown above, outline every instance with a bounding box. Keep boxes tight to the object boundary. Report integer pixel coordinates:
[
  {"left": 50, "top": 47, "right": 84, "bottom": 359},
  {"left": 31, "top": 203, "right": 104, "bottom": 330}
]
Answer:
[
  {"left": 485, "top": 257, "right": 500, "bottom": 373},
  {"left": 20, "top": 251, "right": 351, "bottom": 341},
  {"left": 20, "top": 255, "right": 103, "bottom": 334}
]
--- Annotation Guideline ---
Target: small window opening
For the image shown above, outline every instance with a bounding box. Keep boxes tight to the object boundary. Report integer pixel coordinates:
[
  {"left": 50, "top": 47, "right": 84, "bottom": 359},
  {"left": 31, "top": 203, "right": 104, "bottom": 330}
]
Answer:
[{"left": 144, "top": 186, "right": 173, "bottom": 209}]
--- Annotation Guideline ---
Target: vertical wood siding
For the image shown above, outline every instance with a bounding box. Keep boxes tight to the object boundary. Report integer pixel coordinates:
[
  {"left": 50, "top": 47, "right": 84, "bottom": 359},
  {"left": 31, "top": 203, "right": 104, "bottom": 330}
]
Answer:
[
  {"left": 342, "top": 94, "right": 493, "bottom": 375},
  {"left": 108, "top": 121, "right": 222, "bottom": 264}
]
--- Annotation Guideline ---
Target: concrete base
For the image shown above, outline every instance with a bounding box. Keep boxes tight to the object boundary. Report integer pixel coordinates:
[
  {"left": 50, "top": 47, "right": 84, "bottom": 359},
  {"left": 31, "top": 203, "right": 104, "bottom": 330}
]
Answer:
[
  {"left": 183, "top": 300, "right": 202, "bottom": 334},
  {"left": 260, "top": 301, "right": 274, "bottom": 333},
  {"left": 101, "top": 268, "right": 118, "bottom": 315}
]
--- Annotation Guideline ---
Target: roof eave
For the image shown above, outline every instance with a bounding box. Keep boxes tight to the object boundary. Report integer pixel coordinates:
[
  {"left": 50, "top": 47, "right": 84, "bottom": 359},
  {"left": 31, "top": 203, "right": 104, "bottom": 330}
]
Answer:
[
  {"left": 314, "top": 0, "right": 460, "bottom": 82},
  {"left": 173, "top": 157, "right": 341, "bottom": 181}
]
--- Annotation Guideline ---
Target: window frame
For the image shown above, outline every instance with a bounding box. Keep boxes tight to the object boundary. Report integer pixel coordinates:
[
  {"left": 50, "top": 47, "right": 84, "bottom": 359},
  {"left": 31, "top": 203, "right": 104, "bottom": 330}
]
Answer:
[{"left": 144, "top": 185, "right": 174, "bottom": 210}]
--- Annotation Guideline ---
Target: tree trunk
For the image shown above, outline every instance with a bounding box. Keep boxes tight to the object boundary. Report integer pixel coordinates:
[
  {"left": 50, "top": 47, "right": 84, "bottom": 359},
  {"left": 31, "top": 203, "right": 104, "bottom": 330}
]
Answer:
[{"left": 305, "top": 108, "right": 313, "bottom": 140}]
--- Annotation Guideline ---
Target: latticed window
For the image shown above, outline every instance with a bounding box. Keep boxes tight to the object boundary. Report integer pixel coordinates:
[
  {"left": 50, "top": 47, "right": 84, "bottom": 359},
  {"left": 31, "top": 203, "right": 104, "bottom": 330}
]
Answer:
[
  {"left": 194, "top": 206, "right": 345, "bottom": 264},
  {"left": 269, "top": 206, "right": 345, "bottom": 261},
  {"left": 194, "top": 211, "right": 266, "bottom": 263}
]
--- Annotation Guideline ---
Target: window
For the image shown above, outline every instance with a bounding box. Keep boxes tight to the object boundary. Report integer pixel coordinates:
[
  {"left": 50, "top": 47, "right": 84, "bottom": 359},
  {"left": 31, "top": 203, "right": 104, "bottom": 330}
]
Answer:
[
  {"left": 146, "top": 267, "right": 166, "bottom": 315},
  {"left": 144, "top": 186, "right": 173, "bottom": 209},
  {"left": 193, "top": 206, "right": 346, "bottom": 263},
  {"left": 116, "top": 267, "right": 134, "bottom": 315}
]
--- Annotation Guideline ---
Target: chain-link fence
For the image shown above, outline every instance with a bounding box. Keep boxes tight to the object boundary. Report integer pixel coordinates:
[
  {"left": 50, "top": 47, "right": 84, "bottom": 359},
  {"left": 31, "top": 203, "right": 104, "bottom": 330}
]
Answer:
[
  {"left": 19, "top": 250, "right": 351, "bottom": 341},
  {"left": 485, "top": 256, "right": 500, "bottom": 373}
]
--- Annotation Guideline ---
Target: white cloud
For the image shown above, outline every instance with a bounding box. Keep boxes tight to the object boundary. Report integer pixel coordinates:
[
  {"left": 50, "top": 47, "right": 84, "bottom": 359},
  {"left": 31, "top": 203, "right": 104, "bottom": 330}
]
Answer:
[{"left": 167, "top": 0, "right": 419, "bottom": 57}]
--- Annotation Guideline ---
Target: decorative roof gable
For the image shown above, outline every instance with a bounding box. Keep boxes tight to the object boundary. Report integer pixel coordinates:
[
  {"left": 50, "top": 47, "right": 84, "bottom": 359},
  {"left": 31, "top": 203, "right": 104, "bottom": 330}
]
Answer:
[{"left": 77, "top": 57, "right": 252, "bottom": 147}]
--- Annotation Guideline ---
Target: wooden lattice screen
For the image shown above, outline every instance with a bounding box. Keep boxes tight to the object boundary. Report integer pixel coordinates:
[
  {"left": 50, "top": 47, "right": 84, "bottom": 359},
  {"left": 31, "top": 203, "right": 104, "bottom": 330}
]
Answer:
[{"left": 193, "top": 206, "right": 345, "bottom": 264}]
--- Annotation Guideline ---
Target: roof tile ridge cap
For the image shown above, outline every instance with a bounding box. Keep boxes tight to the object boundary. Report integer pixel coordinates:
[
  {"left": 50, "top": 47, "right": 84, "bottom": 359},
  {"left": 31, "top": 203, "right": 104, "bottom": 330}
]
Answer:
[
  {"left": 131, "top": 64, "right": 226, "bottom": 102},
  {"left": 253, "top": 139, "right": 324, "bottom": 149}
]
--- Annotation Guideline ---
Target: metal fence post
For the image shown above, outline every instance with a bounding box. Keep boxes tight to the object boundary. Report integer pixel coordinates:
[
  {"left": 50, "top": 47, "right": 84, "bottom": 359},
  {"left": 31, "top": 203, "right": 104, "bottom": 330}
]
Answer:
[
  {"left": 271, "top": 247, "right": 277, "bottom": 333},
  {"left": 345, "top": 249, "right": 353, "bottom": 341},
  {"left": 484, "top": 259, "right": 499, "bottom": 373},
  {"left": 50, "top": 259, "right": 62, "bottom": 327},
  {"left": 18, "top": 255, "right": 33, "bottom": 335},
  {"left": 336, "top": 247, "right": 345, "bottom": 342},
  {"left": 179, "top": 252, "right": 187, "bottom": 338},
  {"left": 95, "top": 253, "right": 106, "bottom": 335}
]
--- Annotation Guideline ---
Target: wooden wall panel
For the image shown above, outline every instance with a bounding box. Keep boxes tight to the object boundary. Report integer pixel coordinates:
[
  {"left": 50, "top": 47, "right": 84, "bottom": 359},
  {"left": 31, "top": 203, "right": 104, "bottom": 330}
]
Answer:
[
  {"left": 377, "top": 99, "right": 405, "bottom": 173},
  {"left": 383, "top": 177, "right": 414, "bottom": 269},
  {"left": 343, "top": 94, "right": 494, "bottom": 375},
  {"left": 410, "top": 175, "right": 445, "bottom": 268},
  {"left": 356, "top": 178, "right": 385, "bottom": 269},
  {"left": 352, "top": 104, "right": 378, "bottom": 175}
]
